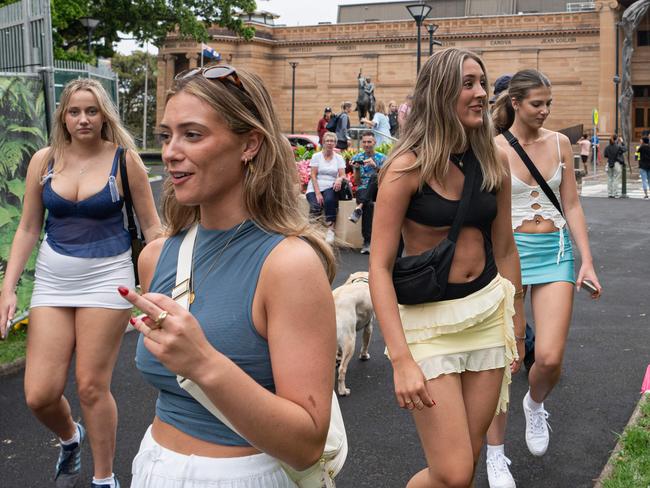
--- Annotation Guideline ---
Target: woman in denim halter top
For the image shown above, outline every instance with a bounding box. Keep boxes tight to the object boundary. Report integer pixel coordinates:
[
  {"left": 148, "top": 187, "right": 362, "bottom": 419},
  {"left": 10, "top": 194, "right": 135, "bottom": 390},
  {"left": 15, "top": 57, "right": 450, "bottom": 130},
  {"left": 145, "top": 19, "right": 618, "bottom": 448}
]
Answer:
[
  {"left": 485, "top": 70, "right": 602, "bottom": 488},
  {"left": 119, "top": 66, "right": 337, "bottom": 488},
  {"left": 0, "top": 79, "right": 161, "bottom": 488}
]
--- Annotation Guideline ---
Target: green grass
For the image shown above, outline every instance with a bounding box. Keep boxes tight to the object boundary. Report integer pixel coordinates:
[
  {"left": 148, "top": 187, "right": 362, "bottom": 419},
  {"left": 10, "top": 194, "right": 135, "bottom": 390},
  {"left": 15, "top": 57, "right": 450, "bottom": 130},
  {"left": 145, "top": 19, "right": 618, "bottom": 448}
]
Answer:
[
  {"left": 0, "top": 325, "right": 27, "bottom": 365},
  {"left": 603, "top": 395, "right": 650, "bottom": 488}
]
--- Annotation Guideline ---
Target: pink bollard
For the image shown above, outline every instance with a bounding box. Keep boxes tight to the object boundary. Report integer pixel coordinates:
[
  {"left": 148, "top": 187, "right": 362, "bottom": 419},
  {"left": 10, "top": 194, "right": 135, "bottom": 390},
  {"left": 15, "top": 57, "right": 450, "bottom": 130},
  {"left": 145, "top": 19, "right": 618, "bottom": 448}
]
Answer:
[{"left": 641, "top": 364, "right": 650, "bottom": 394}]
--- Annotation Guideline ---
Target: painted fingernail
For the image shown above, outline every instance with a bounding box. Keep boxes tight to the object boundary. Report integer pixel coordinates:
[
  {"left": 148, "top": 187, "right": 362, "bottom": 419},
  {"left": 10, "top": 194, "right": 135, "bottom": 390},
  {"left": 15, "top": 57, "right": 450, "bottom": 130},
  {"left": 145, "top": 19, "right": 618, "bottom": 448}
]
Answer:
[
  {"left": 118, "top": 286, "right": 129, "bottom": 296},
  {"left": 129, "top": 317, "right": 136, "bottom": 325}
]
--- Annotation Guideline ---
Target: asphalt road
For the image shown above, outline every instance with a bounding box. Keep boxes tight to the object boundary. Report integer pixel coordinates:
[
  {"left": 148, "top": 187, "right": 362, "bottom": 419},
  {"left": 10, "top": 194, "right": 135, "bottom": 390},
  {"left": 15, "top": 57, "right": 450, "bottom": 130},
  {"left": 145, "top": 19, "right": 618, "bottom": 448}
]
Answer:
[{"left": 1, "top": 196, "right": 648, "bottom": 488}]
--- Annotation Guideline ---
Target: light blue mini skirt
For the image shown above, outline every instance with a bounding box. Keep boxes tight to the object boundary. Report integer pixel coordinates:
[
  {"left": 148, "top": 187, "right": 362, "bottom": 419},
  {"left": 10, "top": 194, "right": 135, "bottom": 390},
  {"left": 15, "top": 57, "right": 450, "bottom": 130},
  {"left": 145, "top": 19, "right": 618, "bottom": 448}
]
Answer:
[{"left": 514, "top": 228, "right": 575, "bottom": 285}]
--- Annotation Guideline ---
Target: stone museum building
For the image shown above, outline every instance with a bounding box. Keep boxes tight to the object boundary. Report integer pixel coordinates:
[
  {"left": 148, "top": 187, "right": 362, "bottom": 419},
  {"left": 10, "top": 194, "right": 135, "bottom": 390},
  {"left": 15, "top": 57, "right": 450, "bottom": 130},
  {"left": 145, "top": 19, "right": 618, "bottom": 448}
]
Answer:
[{"left": 156, "top": 0, "right": 649, "bottom": 140}]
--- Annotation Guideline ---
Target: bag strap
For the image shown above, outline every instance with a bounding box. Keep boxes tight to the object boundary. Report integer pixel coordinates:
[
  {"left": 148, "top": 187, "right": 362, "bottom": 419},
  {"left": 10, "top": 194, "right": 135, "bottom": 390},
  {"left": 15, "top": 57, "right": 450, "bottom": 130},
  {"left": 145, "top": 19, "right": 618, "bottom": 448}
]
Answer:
[
  {"left": 174, "top": 224, "right": 242, "bottom": 435},
  {"left": 446, "top": 149, "right": 478, "bottom": 243},
  {"left": 503, "top": 130, "right": 564, "bottom": 216},
  {"left": 118, "top": 148, "right": 144, "bottom": 240}
]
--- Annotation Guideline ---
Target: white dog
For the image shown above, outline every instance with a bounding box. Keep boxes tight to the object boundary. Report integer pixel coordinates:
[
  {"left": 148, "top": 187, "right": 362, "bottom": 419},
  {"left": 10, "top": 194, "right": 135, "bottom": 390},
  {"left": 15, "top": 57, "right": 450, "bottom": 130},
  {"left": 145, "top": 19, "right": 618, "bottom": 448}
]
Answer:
[{"left": 333, "top": 271, "right": 374, "bottom": 396}]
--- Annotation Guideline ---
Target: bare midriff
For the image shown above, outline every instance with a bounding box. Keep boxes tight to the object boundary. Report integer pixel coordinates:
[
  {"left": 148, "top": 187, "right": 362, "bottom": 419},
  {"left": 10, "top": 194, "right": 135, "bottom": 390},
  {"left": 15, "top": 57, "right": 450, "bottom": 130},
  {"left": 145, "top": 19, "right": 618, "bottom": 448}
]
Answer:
[
  {"left": 402, "top": 219, "right": 486, "bottom": 283},
  {"left": 514, "top": 216, "right": 559, "bottom": 234},
  {"left": 151, "top": 416, "right": 261, "bottom": 458}
]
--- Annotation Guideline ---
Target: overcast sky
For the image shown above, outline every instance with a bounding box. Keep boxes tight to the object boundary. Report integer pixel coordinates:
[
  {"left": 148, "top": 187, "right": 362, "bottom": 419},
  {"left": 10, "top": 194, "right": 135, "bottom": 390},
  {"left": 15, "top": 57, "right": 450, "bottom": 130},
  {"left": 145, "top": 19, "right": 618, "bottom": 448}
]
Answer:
[{"left": 115, "top": 0, "right": 400, "bottom": 54}]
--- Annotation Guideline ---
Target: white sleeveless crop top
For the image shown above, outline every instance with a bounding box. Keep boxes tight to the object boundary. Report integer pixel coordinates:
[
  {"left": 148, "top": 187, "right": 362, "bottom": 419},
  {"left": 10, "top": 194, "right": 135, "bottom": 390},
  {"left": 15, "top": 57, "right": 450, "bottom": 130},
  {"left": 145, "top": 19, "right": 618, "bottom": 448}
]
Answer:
[{"left": 511, "top": 133, "right": 566, "bottom": 231}]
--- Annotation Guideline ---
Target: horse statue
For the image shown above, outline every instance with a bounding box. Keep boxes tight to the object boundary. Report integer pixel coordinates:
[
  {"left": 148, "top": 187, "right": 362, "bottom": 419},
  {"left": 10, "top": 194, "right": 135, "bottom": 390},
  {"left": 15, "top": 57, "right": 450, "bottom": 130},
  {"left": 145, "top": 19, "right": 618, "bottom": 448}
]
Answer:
[{"left": 355, "top": 70, "right": 376, "bottom": 123}]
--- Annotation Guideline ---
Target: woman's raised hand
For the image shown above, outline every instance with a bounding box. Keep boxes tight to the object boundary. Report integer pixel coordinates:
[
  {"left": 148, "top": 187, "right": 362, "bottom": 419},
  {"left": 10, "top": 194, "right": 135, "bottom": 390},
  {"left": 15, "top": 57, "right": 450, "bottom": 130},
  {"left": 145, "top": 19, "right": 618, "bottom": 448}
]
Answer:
[
  {"left": 392, "top": 356, "right": 435, "bottom": 411},
  {"left": 118, "top": 286, "right": 218, "bottom": 379}
]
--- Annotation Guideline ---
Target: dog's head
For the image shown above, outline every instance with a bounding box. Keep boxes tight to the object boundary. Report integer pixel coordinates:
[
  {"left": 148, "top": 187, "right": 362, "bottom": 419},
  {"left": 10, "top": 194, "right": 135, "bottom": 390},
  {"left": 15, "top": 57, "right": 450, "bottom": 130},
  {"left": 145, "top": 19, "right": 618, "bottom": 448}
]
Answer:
[{"left": 345, "top": 271, "right": 369, "bottom": 285}]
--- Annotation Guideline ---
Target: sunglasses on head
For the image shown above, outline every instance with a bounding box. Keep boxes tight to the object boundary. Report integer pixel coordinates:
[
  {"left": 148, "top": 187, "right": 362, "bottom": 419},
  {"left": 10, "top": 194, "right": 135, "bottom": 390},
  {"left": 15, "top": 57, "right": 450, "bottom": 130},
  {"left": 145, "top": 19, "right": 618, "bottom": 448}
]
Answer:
[{"left": 175, "top": 65, "right": 247, "bottom": 94}]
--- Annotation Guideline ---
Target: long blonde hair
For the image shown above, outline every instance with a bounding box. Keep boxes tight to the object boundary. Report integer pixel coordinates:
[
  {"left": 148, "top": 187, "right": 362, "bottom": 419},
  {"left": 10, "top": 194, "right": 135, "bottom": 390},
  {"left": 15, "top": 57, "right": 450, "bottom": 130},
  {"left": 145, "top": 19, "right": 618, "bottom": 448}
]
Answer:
[
  {"left": 44, "top": 78, "right": 141, "bottom": 175},
  {"left": 161, "top": 66, "right": 336, "bottom": 281},
  {"left": 492, "top": 69, "right": 551, "bottom": 134},
  {"left": 382, "top": 48, "right": 504, "bottom": 191}
]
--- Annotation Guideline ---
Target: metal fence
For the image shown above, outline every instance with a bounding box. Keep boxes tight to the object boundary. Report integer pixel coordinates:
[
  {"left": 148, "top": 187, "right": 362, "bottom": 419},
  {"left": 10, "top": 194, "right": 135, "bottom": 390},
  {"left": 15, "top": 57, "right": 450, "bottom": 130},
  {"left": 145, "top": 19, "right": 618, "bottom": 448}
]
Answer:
[
  {"left": 0, "top": 0, "right": 119, "bottom": 132},
  {"left": 54, "top": 60, "right": 119, "bottom": 108}
]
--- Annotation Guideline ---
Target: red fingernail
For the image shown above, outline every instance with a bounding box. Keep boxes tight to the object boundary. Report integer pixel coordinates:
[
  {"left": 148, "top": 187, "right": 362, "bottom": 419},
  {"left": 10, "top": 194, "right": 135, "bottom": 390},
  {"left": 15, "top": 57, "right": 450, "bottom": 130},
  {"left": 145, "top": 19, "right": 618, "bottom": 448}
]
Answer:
[
  {"left": 118, "top": 286, "right": 129, "bottom": 296},
  {"left": 129, "top": 317, "right": 136, "bottom": 325}
]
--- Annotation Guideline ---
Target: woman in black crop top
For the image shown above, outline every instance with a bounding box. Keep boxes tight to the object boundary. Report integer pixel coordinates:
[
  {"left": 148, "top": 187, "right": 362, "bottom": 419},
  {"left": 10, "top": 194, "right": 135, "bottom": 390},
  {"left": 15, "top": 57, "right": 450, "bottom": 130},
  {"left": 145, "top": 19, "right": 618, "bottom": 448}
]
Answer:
[
  {"left": 369, "top": 48, "right": 526, "bottom": 487},
  {"left": 0, "top": 79, "right": 161, "bottom": 488}
]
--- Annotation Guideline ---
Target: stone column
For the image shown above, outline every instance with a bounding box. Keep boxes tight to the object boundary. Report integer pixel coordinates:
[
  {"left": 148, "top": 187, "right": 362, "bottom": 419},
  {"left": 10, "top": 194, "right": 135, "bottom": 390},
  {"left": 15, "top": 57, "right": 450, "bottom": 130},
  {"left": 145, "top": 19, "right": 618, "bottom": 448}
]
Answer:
[
  {"left": 186, "top": 52, "right": 199, "bottom": 69},
  {"left": 596, "top": 1, "right": 621, "bottom": 136},
  {"left": 155, "top": 54, "right": 176, "bottom": 126}
]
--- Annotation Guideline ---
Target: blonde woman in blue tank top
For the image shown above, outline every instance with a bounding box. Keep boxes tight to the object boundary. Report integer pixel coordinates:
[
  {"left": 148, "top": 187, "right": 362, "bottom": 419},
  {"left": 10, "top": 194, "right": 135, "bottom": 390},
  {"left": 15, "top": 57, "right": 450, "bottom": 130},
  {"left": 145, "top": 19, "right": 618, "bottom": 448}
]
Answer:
[
  {"left": 485, "top": 70, "right": 602, "bottom": 488},
  {"left": 0, "top": 79, "right": 161, "bottom": 488},
  {"left": 119, "top": 66, "right": 337, "bottom": 488}
]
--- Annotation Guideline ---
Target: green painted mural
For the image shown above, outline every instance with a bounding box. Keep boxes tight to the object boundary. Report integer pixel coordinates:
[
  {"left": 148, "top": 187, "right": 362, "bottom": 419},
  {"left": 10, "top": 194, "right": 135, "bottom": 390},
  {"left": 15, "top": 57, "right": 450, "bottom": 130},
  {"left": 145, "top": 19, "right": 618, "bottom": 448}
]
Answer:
[{"left": 0, "top": 75, "right": 47, "bottom": 314}]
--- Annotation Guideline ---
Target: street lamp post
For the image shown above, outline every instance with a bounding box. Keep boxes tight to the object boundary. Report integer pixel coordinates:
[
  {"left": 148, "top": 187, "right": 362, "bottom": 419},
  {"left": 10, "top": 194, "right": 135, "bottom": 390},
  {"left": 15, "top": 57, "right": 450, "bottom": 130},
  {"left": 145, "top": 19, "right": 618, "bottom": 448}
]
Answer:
[
  {"left": 614, "top": 21, "right": 627, "bottom": 197},
  {"left": 406, "top": 4, "right": 432, "bottom": 74},
  {"left": 427, "top": 23, "right": 441, "bottom": 56},
  {"left": 289, "top": 62, "right": 298, "bottom": 133},
  {"left": 79, "top": 17, "right": 100, "bottom": 57}
]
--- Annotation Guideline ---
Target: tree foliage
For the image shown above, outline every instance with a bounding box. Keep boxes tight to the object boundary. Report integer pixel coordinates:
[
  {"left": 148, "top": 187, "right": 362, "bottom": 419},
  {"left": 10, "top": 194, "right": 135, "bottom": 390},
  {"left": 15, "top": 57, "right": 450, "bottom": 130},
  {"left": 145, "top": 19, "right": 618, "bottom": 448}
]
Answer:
[
  {"left": 111, "top": 51, "right": 158, "bottom": 149},
  {"left": 0, "top": 0, "right": 257, "bottom": 62}
]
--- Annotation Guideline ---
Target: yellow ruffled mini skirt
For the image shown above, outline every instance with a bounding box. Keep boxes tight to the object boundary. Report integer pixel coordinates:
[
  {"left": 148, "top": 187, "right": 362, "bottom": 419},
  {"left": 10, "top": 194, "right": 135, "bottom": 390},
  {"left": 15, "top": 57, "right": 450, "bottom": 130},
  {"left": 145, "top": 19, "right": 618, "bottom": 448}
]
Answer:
[{"left": 395, "top": 274, "right": 517, "bottom": 414}]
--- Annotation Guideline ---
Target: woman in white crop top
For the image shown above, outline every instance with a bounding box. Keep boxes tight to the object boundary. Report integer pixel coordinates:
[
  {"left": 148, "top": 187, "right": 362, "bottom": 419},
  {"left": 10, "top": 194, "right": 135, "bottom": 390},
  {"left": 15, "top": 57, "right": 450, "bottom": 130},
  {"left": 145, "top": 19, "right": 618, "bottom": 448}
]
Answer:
[{"left": 484, "top": 69, "right": 602, "bottom": 487}]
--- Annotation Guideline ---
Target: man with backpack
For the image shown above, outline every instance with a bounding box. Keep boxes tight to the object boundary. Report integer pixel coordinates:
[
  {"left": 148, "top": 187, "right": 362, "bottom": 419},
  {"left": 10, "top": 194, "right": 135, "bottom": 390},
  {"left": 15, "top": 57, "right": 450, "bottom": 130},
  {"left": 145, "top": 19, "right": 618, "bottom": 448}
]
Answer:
[{"left": 330, "top": 102, "right": 352, "bottom": 150}]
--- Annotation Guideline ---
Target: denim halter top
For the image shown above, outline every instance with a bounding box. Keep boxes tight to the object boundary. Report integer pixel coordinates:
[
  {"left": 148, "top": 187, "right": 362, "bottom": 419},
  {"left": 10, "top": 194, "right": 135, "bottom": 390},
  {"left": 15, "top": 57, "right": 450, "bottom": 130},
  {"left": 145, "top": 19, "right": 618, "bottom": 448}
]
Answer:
[
  {"left": 136, "top": 221, "right": 284, "bottom": 446},
  {"left": 42, "top": 147, "right": 131, "bottom": 258}
]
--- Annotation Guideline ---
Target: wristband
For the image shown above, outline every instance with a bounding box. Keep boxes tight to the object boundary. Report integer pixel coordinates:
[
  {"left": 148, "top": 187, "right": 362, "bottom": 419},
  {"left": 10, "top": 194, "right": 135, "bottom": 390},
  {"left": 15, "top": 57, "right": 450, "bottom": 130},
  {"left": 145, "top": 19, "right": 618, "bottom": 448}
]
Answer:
[
  {"left": 515, "top": 335, "right": 526, "bottom": 341},
  {"left": 513, "top": 289, "right": 525, "bottom": 299}
]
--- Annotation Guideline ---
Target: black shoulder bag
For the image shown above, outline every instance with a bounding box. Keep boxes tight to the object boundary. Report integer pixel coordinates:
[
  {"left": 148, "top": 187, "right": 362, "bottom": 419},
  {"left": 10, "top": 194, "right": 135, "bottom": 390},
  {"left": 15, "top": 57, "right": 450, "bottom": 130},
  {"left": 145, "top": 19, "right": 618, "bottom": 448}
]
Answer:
[
  {"left": 503, "top": 130, "right": 563, "bottom": 216},
  {"left": 392, "top": 153, "right": 477, "bottom": 305},
  {"left": 118, "top": 148, "right": 146, "bottom": 285}
]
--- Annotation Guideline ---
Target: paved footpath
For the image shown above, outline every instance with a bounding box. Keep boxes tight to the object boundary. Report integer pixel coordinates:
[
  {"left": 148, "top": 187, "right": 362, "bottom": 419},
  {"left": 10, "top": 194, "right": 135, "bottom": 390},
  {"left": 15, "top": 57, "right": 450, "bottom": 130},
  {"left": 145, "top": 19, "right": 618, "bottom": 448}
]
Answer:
[{"left": 1, "top": 196, "right": 649, "bottom": 488}]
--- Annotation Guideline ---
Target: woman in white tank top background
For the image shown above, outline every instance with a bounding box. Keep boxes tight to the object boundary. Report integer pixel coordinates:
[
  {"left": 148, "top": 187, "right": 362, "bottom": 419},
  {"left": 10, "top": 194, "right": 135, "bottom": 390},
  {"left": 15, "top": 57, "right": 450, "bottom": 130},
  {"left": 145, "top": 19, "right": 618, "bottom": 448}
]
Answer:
[{"left": 483, "top": 69, "right": 602, "bottom": 488}]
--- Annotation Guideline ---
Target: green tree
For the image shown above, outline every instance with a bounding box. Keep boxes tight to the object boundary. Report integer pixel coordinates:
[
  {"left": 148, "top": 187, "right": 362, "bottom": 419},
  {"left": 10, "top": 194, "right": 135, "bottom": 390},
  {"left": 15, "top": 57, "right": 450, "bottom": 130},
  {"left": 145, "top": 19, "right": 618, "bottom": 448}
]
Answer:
[
  {"left": 111, "top": 51, "right": 158, "bottom": 149},
  {"left": 0, "top": 0, "right": 257, "bottom": 62}
]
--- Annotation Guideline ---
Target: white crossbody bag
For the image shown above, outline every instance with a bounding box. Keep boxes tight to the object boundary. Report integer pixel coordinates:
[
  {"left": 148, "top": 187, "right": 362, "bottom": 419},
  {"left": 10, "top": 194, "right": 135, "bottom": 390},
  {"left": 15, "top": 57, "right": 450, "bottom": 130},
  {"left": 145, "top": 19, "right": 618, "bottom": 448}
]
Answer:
[{"left": 172, "top": 224, "right": 348, "bottom": 488}]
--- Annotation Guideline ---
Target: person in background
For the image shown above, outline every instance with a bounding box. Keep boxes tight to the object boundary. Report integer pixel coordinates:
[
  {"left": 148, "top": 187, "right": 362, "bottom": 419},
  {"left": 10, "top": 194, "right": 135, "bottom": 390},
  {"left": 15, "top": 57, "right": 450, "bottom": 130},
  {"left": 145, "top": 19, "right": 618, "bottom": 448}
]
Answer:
[
  {"left": 0, "top": 78, "right": 161, "bottom": 488},
  {"left": 491, "top": 73, "right": 537, "bottom": 374},
  {"left": 349, "top": 131, "right": 386, "bottom": 254},
  {"left": 388, "top": 100, "right": 399, "bottom": 138},
  {"left": 336, "top": 101, "right": 352, "bottom": 151},
  {"left": 397, "top": 94, "right": 413, "bottom": 133},
  {"left": 125, "top": 64, "right": 336, "bottom": 488},
  {"left": 317, "top": 107, "right": 332, "bottom": 146},
  {"left": 489, "top": 74, "right": 512, "bottom": 106},
  {"left": 489, "top": 68, "right": 602, "bottom": 488},
  {"left": 604, "top": 134, "right": 627, "bottom": 198},
  {"left": 305, "top": 132, "right": 348, "bottom": 244},
  {"left": 361, "top": 100, "right": 392, "bottom": 147},
  {"left": 638, "top": 136, "right": 650, "bottom": 199},
  {"left": 577, "top": 134, "right": 591, "bottom": 175},
  {"left": 370, "top": 48, "right": 525, "bottom": 487}
]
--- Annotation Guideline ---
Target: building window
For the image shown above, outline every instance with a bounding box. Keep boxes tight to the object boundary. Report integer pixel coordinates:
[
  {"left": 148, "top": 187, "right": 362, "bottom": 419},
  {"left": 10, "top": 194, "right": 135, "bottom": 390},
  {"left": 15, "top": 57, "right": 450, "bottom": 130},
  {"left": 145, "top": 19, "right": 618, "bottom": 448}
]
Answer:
[
  {"left": 638, "top": 30, "right": 650, "bottom": 46},
  {"left": 636, "top": 108, "right": 645, "bottom": 128},
  {"left": 633, "top": 86, "right": 650, "bottom": 98}
]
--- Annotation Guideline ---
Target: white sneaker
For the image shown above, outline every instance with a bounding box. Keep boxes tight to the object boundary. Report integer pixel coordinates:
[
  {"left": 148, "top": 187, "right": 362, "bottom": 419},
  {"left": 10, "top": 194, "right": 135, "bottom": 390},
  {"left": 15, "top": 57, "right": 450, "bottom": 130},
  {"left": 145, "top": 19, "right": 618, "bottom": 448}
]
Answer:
[
  {"left": 486, "top": 452, "right": 516, "bottom": 488},
  {"left": 523, "top": 394, "right": 551, "bottom": 456},
  {"left": 325, "top": 228, "right": 335, "bottom": 245}
]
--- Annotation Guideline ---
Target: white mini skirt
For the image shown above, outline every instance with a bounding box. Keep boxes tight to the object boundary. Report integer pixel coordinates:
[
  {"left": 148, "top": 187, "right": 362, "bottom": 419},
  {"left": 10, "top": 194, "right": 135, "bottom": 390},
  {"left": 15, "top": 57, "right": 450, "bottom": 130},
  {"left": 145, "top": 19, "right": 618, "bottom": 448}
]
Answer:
[
  {"left": 30, "top": 239, "right": 134, "bottom": 309},
  {"left": 131, "top": 425, "right": 297, "bottom": 488}
]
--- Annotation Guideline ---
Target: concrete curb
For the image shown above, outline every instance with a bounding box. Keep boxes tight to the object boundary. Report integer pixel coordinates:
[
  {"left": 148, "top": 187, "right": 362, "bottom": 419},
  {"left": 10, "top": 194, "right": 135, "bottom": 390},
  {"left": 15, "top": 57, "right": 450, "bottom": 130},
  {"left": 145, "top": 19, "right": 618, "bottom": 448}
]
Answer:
[
  {"left": 0, "top": 357, "right": 26, "bottom": 377},
  {"left": 593, "top": 392, "right": 650, "bottom": 487}
]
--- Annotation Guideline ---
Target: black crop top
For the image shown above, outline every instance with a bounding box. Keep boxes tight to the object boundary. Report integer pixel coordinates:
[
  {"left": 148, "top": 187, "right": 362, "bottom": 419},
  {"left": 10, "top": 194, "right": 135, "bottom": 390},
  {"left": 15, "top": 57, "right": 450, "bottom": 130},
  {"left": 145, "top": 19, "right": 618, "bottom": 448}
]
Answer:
[
  {"left": 405, "top": 151, "right": 497, "bottom": 234},
  {"left": 404, "top": 149, "right": 499, "bottom": 300}
]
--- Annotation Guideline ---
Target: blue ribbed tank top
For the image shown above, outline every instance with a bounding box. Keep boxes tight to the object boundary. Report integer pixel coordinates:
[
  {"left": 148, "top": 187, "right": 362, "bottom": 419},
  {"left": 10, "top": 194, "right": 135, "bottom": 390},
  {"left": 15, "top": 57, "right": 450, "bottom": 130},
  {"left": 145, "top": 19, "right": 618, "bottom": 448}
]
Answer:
[
  {"left": 42, "top": 147, "right": 131, "bottom": 257},
  {"left": 136, "top": 220, "right": 284, "bottom": 446}
]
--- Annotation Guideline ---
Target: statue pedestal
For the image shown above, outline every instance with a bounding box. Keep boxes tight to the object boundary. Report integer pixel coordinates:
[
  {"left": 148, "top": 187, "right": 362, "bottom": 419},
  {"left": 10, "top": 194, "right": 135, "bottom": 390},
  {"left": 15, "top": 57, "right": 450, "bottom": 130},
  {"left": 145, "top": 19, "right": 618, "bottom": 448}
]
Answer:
[{"left": 298, "top": 195, "right": 364, "bottom": 248}]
